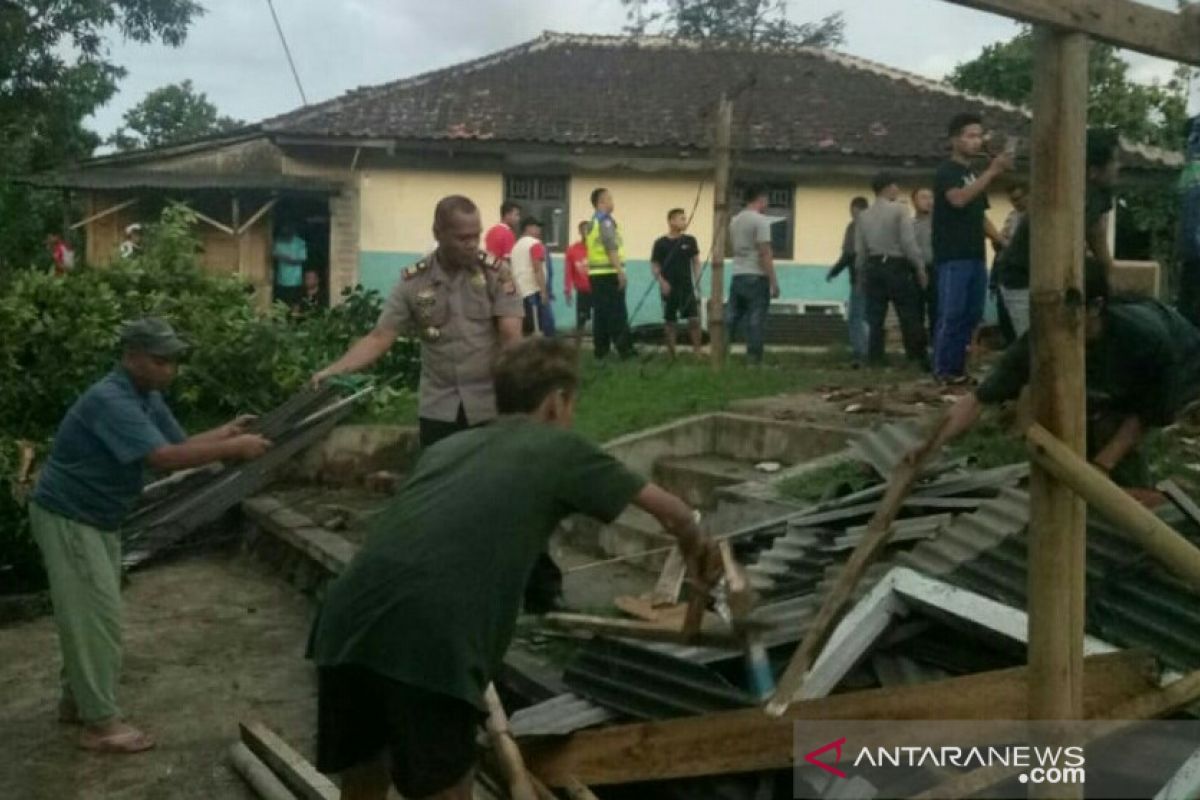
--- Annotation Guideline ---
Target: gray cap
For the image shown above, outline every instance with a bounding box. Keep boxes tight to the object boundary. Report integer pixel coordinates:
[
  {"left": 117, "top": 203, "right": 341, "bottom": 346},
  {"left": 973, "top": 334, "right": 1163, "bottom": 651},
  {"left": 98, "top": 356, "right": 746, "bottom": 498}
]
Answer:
[{"left": 119, "top": 317, "right": 189, "bottom": 358}]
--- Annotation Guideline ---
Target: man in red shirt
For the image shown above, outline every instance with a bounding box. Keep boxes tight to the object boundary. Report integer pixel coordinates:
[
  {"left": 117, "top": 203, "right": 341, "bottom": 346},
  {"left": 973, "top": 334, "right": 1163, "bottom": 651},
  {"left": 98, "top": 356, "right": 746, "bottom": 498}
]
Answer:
[
  {"left": 484, "top": 201, "right": 521, "bottom": 261},
  {"left": 564, "top": 221, "right": 592, "bottom": 346}
]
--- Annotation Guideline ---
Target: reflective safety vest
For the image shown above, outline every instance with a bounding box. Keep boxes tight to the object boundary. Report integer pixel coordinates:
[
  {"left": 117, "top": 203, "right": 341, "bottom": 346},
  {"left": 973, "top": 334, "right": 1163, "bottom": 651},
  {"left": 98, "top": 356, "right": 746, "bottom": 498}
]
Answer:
[{"left": 585, "top": 213, "right": 626, "bottom": 275}]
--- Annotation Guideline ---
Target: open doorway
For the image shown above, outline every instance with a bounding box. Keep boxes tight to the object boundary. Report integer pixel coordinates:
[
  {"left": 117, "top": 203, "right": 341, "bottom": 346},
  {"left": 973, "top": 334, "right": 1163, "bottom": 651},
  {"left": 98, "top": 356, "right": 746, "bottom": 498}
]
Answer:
[{"left": 272, "top": 196, "right": 331, "bottom": 309}]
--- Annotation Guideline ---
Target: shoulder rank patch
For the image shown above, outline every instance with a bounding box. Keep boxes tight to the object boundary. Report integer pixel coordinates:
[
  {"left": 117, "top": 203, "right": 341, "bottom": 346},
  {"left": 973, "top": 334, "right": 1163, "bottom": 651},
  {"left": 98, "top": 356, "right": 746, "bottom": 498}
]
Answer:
[
  {"left": 496, "top": 261, "right": 517, "bottom": 295},
  {"left": 402, "top": 259, "right": 429, "bottom": 280}
]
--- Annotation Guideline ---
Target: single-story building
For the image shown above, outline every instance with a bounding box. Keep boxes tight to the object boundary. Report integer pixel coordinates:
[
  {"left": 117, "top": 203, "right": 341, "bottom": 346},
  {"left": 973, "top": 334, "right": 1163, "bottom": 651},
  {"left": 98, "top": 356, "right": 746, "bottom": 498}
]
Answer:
[{"left": 30, "top": 32, "right": 1179, "bottom": 322}]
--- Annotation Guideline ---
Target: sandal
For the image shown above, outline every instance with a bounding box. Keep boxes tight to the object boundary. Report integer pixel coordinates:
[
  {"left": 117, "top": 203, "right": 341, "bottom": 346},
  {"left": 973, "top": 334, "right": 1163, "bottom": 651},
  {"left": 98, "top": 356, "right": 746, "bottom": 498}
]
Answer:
[{"left": 79, "top": 724, "right": 156, "bottom": 754}]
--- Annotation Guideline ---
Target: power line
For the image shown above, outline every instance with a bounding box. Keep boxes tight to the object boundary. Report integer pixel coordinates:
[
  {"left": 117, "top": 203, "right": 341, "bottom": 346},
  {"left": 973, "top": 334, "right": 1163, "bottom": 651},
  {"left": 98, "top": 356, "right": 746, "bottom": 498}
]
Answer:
[{"left": 264, "top": 0, "right": 308, "bottom": 106}]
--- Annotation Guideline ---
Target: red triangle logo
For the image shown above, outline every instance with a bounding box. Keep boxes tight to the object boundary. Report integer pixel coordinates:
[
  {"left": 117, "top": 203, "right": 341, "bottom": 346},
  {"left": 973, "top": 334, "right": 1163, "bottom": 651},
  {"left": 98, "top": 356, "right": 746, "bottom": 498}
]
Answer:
[{"left": 804, "top": 737, "right": 848, "bottom": 779}]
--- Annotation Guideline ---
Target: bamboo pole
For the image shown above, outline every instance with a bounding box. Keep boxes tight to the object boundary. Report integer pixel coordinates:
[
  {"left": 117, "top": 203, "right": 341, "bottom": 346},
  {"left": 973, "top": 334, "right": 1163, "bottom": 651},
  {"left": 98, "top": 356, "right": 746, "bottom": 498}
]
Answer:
[
  {"left": 709, "top": 95, "right": 732, "bottom": 368},
  {"left": 1027, "top": 26, "right": 1089, "bottom": 799},
  {"left": 1027, "top": 423, "right": 1200, "bottom": 588},
  {"left": 484, "top": 683, "right": 538, "bottom": 800}
]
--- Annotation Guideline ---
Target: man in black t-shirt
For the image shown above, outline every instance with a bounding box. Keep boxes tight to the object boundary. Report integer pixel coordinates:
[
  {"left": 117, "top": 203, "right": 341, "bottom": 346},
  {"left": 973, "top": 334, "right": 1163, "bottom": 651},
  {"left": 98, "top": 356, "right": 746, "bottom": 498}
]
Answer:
[
  {"left": 931, "top": 112, "right": 1012, "bottom": 384},
  {"left": 651, "top": 208, "right": 703, "bottom": 356}
]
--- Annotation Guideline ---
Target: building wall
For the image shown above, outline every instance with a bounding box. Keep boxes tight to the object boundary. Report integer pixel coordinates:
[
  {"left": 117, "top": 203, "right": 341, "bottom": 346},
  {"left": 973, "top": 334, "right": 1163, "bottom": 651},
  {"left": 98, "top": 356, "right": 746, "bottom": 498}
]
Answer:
[{"left": 344, "top": 165, "right": 1016, "bottom": 327}]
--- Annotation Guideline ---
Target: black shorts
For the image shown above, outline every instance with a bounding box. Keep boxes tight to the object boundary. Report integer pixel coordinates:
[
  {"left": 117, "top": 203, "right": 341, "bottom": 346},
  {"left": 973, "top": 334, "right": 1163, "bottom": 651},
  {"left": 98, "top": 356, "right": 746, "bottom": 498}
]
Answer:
[
  {"left": 662, "top": 283, "right": 699, "bottom": 323},
  {"left": 316, "top": 664, "right": 483, "bottom": 797}
]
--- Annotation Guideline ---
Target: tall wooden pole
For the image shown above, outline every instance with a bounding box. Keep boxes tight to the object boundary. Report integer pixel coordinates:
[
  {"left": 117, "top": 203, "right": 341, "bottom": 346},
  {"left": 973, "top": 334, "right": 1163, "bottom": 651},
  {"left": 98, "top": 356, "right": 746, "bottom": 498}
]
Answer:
[
  {"left": 1027, "top": 26, "right": 1088, "bottom": 798},
  {"left": 709, "top": 95, "right": 733, "bottom": 368}
]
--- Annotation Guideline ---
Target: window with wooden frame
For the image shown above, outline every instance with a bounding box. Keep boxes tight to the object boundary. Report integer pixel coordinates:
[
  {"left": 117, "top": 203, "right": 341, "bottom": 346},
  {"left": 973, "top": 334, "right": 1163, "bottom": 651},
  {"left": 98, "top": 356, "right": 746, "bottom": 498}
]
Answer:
[{"left": 503, "top": 175, "right": 569, "bottom": 250}]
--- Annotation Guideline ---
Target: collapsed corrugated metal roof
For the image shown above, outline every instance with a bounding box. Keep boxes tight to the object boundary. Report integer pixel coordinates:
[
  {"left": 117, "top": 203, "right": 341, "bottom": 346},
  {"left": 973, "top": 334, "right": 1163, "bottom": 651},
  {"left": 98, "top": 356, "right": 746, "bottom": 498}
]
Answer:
[{"left": 122, "top": 386, "right": 353, "bottom": 567}]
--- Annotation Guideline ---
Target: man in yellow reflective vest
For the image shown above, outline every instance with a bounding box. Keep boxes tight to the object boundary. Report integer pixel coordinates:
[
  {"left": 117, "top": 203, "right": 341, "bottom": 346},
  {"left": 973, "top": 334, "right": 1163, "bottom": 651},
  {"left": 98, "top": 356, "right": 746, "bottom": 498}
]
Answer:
[{"left": 585, "top": 187, "right": 635, "bottom": 360}]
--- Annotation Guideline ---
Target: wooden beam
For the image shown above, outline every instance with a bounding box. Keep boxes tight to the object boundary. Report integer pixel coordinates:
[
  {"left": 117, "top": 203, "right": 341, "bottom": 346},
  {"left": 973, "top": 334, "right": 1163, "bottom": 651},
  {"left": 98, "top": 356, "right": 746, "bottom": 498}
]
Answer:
[
  {"left": 941, "top": 0, "right": 1200, "bottom": 66},
  {"left": 1027, "top": 423, "right": 1200, "bottom": 588},
  {"left": 524, "top": 651, "right": 1157, "bottom": 788},
  {"left": 239, "top": 721, "right": 339, "bottom": 800},
  {"left": 766, "top": 438, "right": 939, "bottom": 714},
  {"left": 239, "top": 199, "right": 278, "bottom": 236},
  {"left": 1026, "top": 28, "right": 1089, "bottom": 769},
  {"left": 708, "top": 95, "right": 732, "bottom": 368},
  {"left": 912, "top": 668, "right": 1200, "bottom": 800},
  {"left": 172, "top": 200, "right": 235, "bottom": 235},
  {"left": 70, "top": 198, "right": 137, "bottom": 230},
  {"left": 229, "top": 742, "right": 297, "bottom": 800},
  {"left": 540, "top": 612, "right": 743, "bottom": 649}
]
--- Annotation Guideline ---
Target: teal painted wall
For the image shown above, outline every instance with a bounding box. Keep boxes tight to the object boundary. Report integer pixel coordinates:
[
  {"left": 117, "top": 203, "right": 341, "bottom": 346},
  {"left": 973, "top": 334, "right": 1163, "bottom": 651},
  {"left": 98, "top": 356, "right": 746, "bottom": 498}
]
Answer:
[{"left": 357, "top": 250, "right": 996, "bottom": 329}]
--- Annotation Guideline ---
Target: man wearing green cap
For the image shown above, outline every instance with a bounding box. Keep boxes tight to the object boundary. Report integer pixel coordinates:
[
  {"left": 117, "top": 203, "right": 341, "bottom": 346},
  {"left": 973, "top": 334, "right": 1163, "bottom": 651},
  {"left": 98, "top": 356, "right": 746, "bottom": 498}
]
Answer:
[{"left": 29, "top": 317, "right": 272, "bottom": 754}]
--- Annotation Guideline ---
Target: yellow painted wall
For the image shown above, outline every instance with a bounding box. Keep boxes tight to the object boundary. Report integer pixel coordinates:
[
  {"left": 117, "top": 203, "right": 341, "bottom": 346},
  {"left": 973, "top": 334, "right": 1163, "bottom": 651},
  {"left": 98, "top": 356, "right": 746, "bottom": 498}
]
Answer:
[
  {"left": 358, "top": 169, "right": 503, "bottom": 253},
  {"left": 794, "top": 180, "right": 1016, "bottom": 266},
  {"left": 567, "top": 172, "right": 716, "bottom": 260}
]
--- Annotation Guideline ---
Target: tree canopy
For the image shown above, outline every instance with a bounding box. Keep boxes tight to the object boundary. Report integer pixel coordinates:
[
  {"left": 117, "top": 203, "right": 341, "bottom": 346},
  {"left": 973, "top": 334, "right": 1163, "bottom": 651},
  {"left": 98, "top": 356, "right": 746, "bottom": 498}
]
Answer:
[
  {"left": 0, "top": 0, "right": 203, "bottom": 270},
  {"left": 621, "top": 0, "right": 845, "bottom": 48},
  {"left": 110, "top": 80, "right": 242, "bottom": 151}
]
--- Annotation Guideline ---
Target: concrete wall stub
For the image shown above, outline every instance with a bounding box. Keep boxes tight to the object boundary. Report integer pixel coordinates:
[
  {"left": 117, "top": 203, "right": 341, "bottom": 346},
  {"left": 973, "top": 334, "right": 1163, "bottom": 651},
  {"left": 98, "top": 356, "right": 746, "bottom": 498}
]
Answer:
[
  {"left": 287, "top": 424, "right": 419, "bottom": 485},
  {"left": 710, "top": 414, "right": 853, "bottom": 463}
]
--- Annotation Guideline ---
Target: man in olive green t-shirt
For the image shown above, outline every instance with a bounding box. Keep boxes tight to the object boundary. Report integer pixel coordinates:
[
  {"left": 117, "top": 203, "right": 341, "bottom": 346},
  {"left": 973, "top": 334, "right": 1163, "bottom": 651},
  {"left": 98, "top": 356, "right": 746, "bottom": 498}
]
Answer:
[{"left": 307, "top": 338, "right": 719, "bottom": 800}]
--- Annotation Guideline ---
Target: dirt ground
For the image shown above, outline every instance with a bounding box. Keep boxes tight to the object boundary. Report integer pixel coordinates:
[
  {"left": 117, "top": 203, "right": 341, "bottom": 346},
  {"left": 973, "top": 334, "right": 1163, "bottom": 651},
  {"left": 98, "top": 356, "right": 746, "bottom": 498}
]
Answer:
[{"left": 0, "top": 547, "right": 318, "bottom": 800}]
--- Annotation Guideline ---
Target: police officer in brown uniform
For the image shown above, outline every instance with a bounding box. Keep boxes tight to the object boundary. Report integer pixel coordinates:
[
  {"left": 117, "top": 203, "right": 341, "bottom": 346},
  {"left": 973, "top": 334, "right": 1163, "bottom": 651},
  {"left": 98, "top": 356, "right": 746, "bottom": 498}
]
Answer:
[
  {"left": 313, "top": 195, "right": 524, "bottom": 446},
  {"left": 313, "top": 196, "right": 568, "bottom": 610}
]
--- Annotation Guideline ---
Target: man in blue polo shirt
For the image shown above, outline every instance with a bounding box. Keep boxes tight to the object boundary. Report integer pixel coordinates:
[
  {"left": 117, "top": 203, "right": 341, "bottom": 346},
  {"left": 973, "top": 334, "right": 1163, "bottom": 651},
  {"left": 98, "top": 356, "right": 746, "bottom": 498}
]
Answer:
[{"left": 30, "top": 318, "right": 271, "bottom": 754}]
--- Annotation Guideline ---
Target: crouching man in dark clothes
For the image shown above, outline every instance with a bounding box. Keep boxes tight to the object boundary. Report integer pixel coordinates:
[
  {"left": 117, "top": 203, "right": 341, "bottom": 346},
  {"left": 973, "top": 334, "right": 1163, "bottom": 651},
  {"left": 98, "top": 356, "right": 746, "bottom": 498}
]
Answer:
[
  {"left": 906, "top": 259, "right": 1200, "bottom": 489},
  {"left": 306, "top": 338, "right": 721, "bottom": 800}
]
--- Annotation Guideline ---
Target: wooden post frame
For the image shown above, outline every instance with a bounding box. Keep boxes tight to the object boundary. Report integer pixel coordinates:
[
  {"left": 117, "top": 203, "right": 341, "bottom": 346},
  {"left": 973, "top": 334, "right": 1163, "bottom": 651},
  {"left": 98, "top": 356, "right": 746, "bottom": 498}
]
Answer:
[
  {"left": 1026, "top": 26, "right": 1089, "bottom": 800},
  {"left": 708, "top": 95, "right": 732, "bottom": 368}
]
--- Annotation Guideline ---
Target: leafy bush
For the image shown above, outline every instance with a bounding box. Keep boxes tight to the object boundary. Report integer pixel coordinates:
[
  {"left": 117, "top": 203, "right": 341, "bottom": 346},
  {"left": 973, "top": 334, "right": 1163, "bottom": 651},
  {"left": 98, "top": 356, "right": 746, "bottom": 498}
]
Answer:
[{"left": 0, "top": 204, "right": 418, "bottom": 591}]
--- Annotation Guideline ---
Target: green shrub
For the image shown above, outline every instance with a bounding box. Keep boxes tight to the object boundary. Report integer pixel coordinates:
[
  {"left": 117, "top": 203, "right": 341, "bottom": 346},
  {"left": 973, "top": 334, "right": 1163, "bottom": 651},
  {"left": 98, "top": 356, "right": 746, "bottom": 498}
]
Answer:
[{"left": 0, "top": 204, "right": 418, "bottom": 592}]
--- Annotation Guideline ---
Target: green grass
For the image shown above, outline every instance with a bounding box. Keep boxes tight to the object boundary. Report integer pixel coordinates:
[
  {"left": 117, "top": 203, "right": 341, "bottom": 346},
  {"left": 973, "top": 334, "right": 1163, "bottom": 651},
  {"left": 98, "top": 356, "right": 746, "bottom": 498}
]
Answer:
[
  {"left": 946, "top": 413, "right": 1028, "bottom": 471},
  {"left": 358, "top": 350, "right": 921, "bottom": 442},
  {"left": 777, "top": 459, "right": 878, "bottom": 503}
]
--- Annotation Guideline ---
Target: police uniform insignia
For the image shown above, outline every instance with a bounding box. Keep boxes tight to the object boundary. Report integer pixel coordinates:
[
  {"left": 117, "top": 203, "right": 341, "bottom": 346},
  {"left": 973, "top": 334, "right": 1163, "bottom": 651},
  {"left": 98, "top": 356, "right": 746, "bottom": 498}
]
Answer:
[
  {"left": 422, "top": 326, "right": 442, "bottom": 342},
  {"left": 470, "top": 270, "right": 486, "bottom": 288},
  {"left": 415, "top": 288, "right": 436, "bottom": 305},
  {"left": 402, "top": 259, "right": 429, "bottom": 281}
]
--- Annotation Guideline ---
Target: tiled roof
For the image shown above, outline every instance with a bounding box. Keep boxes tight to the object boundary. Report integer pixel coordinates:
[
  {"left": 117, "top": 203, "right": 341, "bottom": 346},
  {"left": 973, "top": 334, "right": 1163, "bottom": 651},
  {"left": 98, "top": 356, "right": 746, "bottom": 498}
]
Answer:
[
  {"left": 262, "top": 33, "right": 1179, "bottom": 169},
  {"left": 261, "top": 33, "right": 1187, "bottom": 167}
]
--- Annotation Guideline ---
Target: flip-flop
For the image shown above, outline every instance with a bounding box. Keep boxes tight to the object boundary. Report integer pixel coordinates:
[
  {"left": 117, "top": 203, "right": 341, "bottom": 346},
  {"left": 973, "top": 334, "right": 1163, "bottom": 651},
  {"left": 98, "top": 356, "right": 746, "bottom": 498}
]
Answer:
[{"left": 79, "top": 726, "right": 156, "bottom": 754}]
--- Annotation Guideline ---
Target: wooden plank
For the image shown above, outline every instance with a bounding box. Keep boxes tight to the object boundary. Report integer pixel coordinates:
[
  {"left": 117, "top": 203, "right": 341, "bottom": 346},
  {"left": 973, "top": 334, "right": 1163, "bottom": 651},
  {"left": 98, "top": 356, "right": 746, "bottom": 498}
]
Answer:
[
  {"left": 1026, "top": 29, "right": 1090, "bottom": 780},
  {"left": 1028, "top": 423, "right": 1200, "bottom": 589},
  {"left": 484, "top": 684, "right": 538, "bottom": 800},
  {"left": 228, "top": 742, "right": 297, "bottom": 800},
  {"left": 239, "top": 721, "right": 339, "bottom": 800},
  {"left": 650, "top": 545, "right": 687, "bottom": 605},
  {"left": 70, "top": 198, "right": 138, "bottom": 230},
  {"left": 541, "top": 612, "right": 743, "bottom": 649},
  {"left": 708, "top": 95, "right": 732, "bottom": 368},
  {"left": 941, "top": 0, "right": 1200, "bottom": 66},
  {"left": 913, "top": 668, "right": 1200, "bottom": 800},
  {"left": 766, "top": 437, "right": 938, "bottom": 714},
  {"left": 525, "top": 651, "right": 1157, "bottom": 787},
  {"left": 239, "top": 199, "right": 278, "bottom": 235}
]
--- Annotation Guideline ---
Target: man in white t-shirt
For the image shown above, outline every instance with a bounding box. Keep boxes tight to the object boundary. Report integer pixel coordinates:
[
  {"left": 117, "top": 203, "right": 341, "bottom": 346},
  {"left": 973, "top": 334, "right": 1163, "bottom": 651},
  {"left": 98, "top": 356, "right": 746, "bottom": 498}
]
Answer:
[
  {"left": 510, "top": 217, "right": 550, "bottom": 335},
  {"left": 727, "top": 185, "right": 780, "bottom": 364}
]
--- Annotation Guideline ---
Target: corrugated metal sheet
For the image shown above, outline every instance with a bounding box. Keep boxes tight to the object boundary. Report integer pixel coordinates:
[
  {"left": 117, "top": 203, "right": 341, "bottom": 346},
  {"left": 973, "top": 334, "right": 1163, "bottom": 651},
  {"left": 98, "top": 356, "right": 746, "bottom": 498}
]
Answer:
[
  {"left": 848, "top": 420, "right": 947, "bottom": 477},
  {"left": 509, "top": 692, "right": 617, "bottom": 738},
  {"left": 904, "top": 493, "right": 1200, "bottom": 674},
  {"left": 122, "top": 386, "right": 352, "bottom": 567},
  {"left": 564, "top": 636, "right": 756, "bottom": 719}
]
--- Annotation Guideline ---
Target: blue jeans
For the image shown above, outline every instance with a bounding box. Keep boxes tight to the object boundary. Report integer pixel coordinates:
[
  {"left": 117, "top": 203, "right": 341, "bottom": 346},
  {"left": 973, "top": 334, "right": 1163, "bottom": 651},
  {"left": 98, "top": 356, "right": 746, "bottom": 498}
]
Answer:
[
  {"left": 847, "top": 289, "right": 868, "bottom": 361},
  {"left": 727, "top": 275, "right": 770, "bottom": 362},
  {"left": 933, "top": 259, "right": 987, "bottom": 378}
]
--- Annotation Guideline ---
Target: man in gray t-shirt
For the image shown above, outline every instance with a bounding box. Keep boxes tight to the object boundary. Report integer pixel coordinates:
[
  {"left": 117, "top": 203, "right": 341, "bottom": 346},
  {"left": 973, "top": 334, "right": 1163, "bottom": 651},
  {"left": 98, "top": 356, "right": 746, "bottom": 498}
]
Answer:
[{"left": 727, "top": 185, "right": 780, "bottom": 363}]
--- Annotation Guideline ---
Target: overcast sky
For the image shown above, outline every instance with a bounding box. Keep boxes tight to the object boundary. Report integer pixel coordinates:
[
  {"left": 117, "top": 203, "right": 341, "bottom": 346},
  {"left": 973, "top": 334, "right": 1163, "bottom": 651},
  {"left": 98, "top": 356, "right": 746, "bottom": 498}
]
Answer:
[{"left": 89, "top": 0, "right": 1198, "bottom": 137}]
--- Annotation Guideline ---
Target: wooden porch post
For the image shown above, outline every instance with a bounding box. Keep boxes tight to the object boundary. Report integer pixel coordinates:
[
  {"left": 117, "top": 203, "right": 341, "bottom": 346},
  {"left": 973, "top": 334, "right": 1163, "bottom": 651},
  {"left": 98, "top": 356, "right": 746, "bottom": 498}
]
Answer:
[
  {"left": 1026, "top": 25, "right": 1088, "bottom": 792},
  {"left": 709, "top": 95, "right": 732, "bottom": 368}
]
